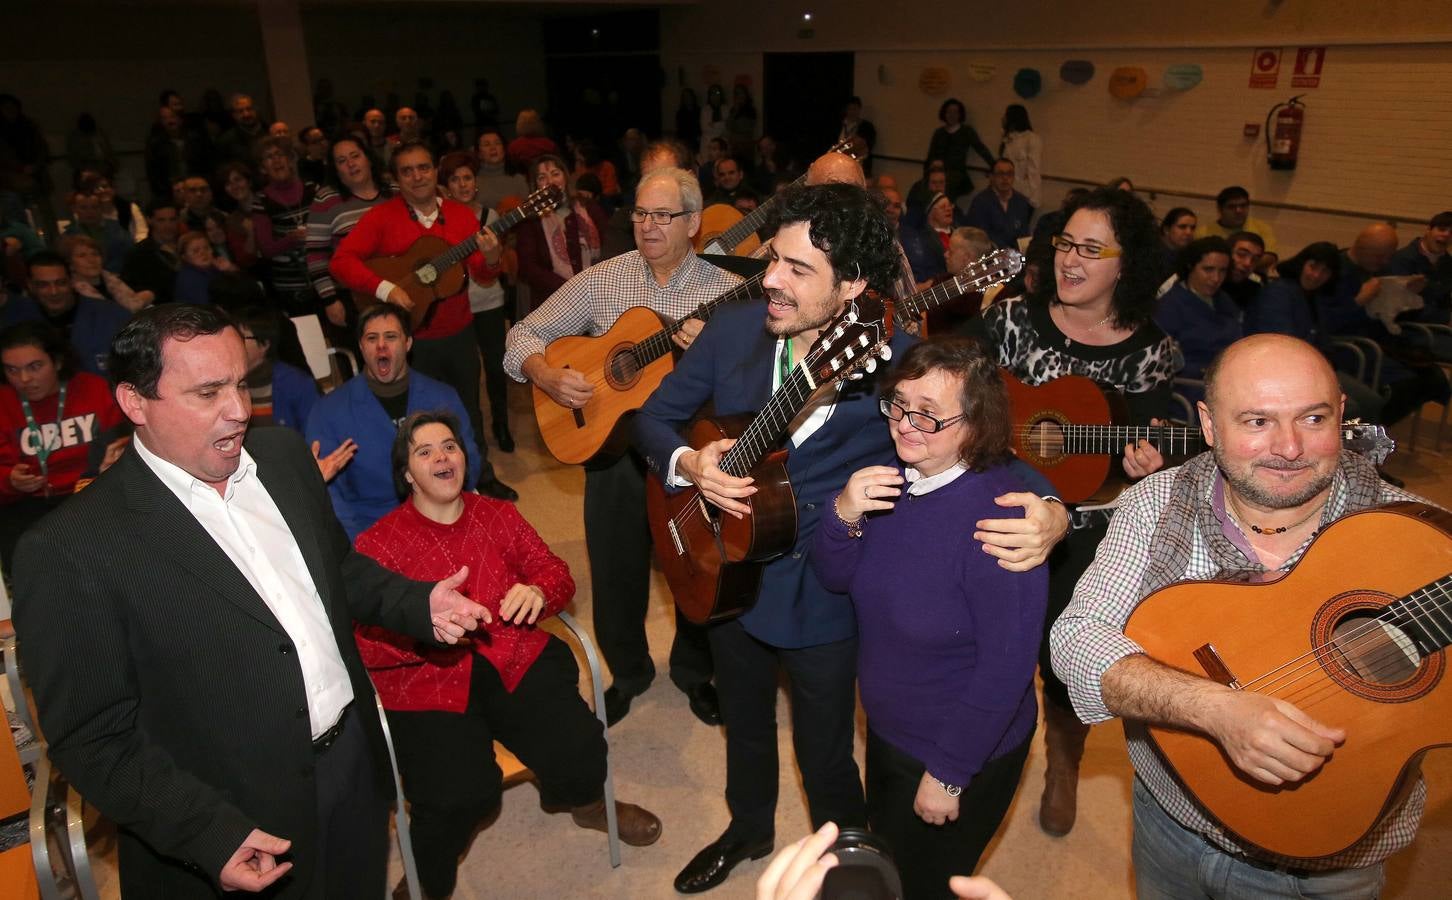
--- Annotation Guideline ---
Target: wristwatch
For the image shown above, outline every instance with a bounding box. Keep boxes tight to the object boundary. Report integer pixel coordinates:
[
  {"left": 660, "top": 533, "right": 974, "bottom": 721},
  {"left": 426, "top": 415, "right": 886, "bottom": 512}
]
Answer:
[{"left": 932, "top": 776, "right": 962, "bottom": 797}]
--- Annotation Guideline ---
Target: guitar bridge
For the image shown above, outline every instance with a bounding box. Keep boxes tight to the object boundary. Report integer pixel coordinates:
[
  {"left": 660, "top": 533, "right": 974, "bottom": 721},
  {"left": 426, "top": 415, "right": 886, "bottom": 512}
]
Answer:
[{"left": 1193, "top": 644, "right": 1242, "bottom": 690}]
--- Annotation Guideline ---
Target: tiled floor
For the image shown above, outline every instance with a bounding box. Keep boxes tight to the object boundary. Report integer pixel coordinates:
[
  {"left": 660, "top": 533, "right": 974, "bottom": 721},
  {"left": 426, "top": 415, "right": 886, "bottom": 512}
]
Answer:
[{"left": 84, "top": 385, "right": 1451, "bottom": 899}]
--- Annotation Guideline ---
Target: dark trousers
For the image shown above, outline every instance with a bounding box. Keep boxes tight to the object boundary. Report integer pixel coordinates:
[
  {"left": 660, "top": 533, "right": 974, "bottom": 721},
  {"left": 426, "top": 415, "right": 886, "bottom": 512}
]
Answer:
[
  {"left": 409, "top": 326, "right": 497, "bottom": 484},
  {"left": 709, "top": 619, "right": 865, "bottom": 842},
  {"left": 471, "top": 306, "right": 510, "bottom": 434},
  {"left": 1040, "top": 518, "right": 1108, "bottom": 711},
  {"left": 386, "top": 640, "right": 607, "bottom": 898},
  {"left": 865, "top": 730, "right": 1032, "bottom": 900},
  {"left": 583, "top": 451, "right": 712, "bottom": 694},
  {"left": 314, "top": 704, "right": 391, "bottom": 899}
]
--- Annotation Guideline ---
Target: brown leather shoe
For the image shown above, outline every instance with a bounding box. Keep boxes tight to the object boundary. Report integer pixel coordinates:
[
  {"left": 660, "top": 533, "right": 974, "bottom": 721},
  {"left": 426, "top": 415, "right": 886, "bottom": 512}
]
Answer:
[
  {"left": 571, "top": 798, "right": 663, "bottom": 846},
  {"left": 1039, "top": 699, "right": 1091, "bottom": 836}
]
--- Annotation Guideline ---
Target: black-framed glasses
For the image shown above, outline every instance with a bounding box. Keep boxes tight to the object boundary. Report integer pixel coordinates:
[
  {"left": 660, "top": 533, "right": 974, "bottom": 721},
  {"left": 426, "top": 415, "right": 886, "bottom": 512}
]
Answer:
[
  {"left": 1050, "top": 234, "right": 1123, "bottom": 260},
  {"left": 879, "top": 399, "right": 966, "bottom": 433},
  {"left": 629, "top": 208, "right": 692, "bottom": 226}
]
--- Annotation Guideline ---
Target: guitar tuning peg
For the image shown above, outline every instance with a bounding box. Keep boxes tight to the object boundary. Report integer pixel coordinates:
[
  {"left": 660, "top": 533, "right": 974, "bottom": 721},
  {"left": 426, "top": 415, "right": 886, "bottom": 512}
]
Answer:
[
  {"left": 864, "top": 358, "right": 877, "bottom": 374},
  {"left": 879, "top": 346, "right": 892, "bottom": 361}
]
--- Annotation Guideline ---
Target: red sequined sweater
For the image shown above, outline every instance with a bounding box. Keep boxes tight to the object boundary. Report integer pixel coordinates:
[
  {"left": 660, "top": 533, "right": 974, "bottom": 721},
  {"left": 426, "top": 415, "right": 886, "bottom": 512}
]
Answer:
[{"left": 354, "top": 493, "right": 575, "bottom": 711}]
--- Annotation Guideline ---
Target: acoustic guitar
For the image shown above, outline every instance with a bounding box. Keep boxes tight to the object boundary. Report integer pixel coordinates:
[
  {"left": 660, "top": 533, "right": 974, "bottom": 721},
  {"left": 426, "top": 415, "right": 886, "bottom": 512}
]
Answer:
[
  {"left": 1124, "top": 502, "right": 1452, "bottom": 860},
  {"left": 694, "top": 139, "right": 857, "bottom": 257},
  {"left": 348, "top": 184, "right": 562, "bottom": 330},
  {"left": 647, "top": 250, "right": 1025, "bottom": 624},
  {"left": 532, "top": 271, "right": 765, "bottom": 465},
  {"left": 1003, "top": 372, "right": 1396, "bottom": 504}
]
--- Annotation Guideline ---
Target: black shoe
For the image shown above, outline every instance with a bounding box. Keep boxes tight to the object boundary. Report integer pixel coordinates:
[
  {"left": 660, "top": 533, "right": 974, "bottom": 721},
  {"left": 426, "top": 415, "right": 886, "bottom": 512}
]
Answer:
[
  {"left": 683, "top": 682, "right": 722, "bottom": 726},
  {"left": 493, "top": 423, "right": 515, "bottom": 453},
  {"left": 603, "top": 685, "right": 639, "bottom": 727},
  {"left": 674, "top": 833, "right": 773, "bottom": 894},
  {"left": 478, "top": 477, "right": 518, "bottom": 502}
]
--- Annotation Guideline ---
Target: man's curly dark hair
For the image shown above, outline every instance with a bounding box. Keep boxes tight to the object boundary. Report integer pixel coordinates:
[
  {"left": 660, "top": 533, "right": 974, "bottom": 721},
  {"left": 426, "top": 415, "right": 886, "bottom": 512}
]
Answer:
[
  {"left": 771, "top": 183, "right": 899, "bottom": 296},
  {"left": 1039, "top": 186, "right": 1162, "bottom": 330}
]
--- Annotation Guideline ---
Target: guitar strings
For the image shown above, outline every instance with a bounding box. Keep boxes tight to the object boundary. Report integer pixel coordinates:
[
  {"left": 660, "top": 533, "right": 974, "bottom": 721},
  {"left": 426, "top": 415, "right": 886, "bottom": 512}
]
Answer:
[{"left": 1216, "top": 580, "right": 1451, "bottom": 705}]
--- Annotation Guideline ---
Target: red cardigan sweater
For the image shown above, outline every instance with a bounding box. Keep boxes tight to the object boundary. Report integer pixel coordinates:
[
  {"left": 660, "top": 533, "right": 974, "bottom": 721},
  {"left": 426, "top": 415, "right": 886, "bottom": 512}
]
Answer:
[
  {"left": 329, "top": 195, "right": 501, "bottom": 340},
  {"left": 354, "top": 493, "right": 575, "bottom": 712},
  {"left": 1, "top": 372, "right": 126, "bottom": 501}
]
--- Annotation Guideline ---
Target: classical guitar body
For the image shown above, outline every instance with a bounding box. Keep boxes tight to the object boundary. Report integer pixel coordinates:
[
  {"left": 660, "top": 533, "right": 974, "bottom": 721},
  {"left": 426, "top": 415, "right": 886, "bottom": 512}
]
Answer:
[
  {"left": 350, "top": 234, "right": 464, "bottom": 331},
  {"left": 532, "top": 306, "right": 677, "bottom": 465},
  {"left": 1124, "top": 503, "right": 1452, "bottom": 860},
  {"left": 695, "top": 203, "right": 762, "bottom": 256},
  {"left": 1003, "top": 372, "right": 1130, "bottom": 504},
  {"left": 645, "top": 415, "right": 798, "bottom": 624}
]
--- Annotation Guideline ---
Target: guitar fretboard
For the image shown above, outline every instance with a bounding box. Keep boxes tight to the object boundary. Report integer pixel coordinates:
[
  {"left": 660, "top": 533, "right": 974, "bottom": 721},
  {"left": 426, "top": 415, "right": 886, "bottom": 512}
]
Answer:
[
  {"left": 625, "top": 272, "right": 766, "bottom": 371},
  {"left": 425, "top": 204, "right": 530, "bottom": 274},
  {"left": 718, "top": 364, "right": 817, "bottom": 478},
  {"left": 1385, "top": 574, "right": 1452, "bottom": 655},
  {"left": 1035, "top": 424, "right": 1204, "bottom": 457},
  {"left": 704, "top": 140, "right": 856, "bottom": 254}
]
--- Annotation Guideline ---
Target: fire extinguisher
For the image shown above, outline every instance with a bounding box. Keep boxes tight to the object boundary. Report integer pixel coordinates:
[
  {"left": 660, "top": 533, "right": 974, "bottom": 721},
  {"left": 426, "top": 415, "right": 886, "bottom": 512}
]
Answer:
[{"left": 1265, "top": 95, "right": 1306, "bottom": 171}]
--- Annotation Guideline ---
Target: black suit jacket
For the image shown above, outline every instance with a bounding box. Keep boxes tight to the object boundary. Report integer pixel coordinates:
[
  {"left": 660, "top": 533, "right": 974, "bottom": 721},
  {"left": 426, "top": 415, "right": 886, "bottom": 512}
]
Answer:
[{"left": 13, "top": 427, "right": 434, "bottom": 898}]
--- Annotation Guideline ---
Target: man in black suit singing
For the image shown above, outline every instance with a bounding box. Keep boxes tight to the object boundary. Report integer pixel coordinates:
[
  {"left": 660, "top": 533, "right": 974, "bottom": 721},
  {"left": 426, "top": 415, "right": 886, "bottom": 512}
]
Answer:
[{"left": 13, "top": 304, "right": 491, "bottom": 898}]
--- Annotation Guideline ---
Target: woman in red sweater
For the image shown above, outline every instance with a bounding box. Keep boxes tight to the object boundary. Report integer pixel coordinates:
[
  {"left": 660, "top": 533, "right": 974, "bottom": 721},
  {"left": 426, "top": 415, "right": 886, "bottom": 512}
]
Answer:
[
  {"left": 0, "top": 320, "right": 128, "bottom": 570},
  {"left": 354, "top": 412, "right": 661, "bottom": 900}
]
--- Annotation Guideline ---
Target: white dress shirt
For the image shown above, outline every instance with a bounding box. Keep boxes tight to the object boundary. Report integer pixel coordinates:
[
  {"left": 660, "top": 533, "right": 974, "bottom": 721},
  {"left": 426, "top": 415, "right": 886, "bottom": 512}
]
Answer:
[{"left": 133, "top": 435, "right": 354, "bottom": 738}]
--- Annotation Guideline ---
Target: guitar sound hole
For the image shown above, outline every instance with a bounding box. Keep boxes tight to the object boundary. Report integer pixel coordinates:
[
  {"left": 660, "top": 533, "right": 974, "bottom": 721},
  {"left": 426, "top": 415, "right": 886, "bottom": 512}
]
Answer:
[
  {"left": 1026, "top": 420, "right": 1065, "bottom": 460},
  {"left": 1330, "top": 612, "right": 1421, "bottom": 685},
  {"left": 606, "top": 349, "right": 641, "bottom": 389}
]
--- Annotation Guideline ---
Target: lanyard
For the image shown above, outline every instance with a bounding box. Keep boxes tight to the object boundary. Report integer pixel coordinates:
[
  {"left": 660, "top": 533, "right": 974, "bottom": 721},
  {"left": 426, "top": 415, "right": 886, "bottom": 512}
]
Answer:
[
  {"left": 775, "top": 337, "right": 793, "bottom": 390},
  {"left": 21, "top": 380, "right": 68, "bottom": 486}
]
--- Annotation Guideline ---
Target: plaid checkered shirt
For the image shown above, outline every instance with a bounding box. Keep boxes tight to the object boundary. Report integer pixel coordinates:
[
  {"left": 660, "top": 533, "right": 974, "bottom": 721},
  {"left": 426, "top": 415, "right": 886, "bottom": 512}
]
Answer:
[
  {"left": 1049, "top": 458, "right": 1429, "bottom": 870},
  {"left": 503, "top": 249, "right": 744, "bottom": 381}
]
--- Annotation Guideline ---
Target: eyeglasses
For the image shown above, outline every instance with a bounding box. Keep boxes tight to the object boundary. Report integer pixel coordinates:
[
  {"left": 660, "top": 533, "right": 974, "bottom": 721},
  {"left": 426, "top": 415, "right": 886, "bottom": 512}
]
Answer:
[
  {"left": 1051, "top": 234, "right": 1123, "bottom": 260},
  {"left": 879, "top": 399, "right": 966, "bottom": 434},
  {"left": 629, "top": 208, "right": 692, "bottom": 226}
]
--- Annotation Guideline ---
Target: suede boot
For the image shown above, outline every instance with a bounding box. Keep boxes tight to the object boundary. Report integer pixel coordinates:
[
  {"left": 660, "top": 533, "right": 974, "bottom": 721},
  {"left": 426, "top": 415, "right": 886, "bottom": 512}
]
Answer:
[
  {"left": 1039, "top": 699, "right": 1091, "bottom": 836},
  {"left": 569, "top": 798, "right": 663, "bottom": 846}
]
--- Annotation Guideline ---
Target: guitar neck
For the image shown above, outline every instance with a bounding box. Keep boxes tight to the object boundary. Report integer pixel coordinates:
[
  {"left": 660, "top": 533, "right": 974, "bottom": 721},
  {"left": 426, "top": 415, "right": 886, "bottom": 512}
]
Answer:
[
  {"left": 427, "top": 205, "right": 529, "bottom": 273},
  {"left": 705, "top": 196, "right": 782, "bottom": 254},
  {"left": 1386, "top": 574, "right": 1452, "bottom": 657},
  {"left": 629, "top": 272, "right": 765, "bottom": 369},
  {"left": 1052, "top": 424, "right": 1204, "bottom": 457},
  {"left": 719, "top": 365, "right": 817, "bottom": 477}
]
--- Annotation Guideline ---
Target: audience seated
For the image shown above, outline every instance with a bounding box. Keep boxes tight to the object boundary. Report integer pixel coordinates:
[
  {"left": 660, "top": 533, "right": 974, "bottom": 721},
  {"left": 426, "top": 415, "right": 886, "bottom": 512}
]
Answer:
[
  {"left": 120, "top": 199, "right": 183, "bottom": 304},
  {"left": 904, "top": 192, "right": 956, "bottom": 284},
  {"left": 63, "top": 189, "right": 132, "bottom": 273},
  {"left": 144, "top": 105, "right": 213, "bottom": 202},
  {"left": 1196, "top": 185, "right": 1279, "bottom": 269},
  {"left": 905, "top": 161, "right": 948, "bottom": 231},
  {"left": 964, "top": 158, "right": 1032, "bottom": 250},
  {"left": 1243, "top": 241, "right": 1389, "bottom": 424},
  {"left": 178, "top": 174, "right": 223, "bottom": 234},
  {"left": 0, "top": 320, "right": 129, "bottom": 571},
  {"left": 173, "top": 231, "right": 234, "bottom": 304},
  {"left": 354, "top": 411, "right": 661, "bottom": 900},
  {"left": 233, "top": 304, "right": 319, "bottom": 434},
  {"left": 81, "top": 171, "right": 148, "bottom": 243},
  {"left": 926, "top": 226, "right": 994, "bottom": 334},
  {"left": 297, "top": 125, "right": 330, "bottom": 184},
  {"left": 59, "top": 234, "right": 153, "bottom": 313},
  {"left": 217, "top": 162, "right": 260, "bottom": 270},
  {"left": 707, "top": 156, "right": 747, "bottom": 207},
  {"left": 304, "top": 303, "right": 481, "bottom": 540},
  {"left": 1153, "top": 236, "right": 1239, "bottom": 385},
  {"left": 1221, "top": 230, "right": 1265, "bottom": 310},
  {"left": 1388, "top": 210, "right": 1452, "bottom": 325},
  {"left": 697, "top": 136, "right": 729, "bottom": 190},
  {"left": 475, "top": 127, "right": 528, "bottom": 211},
  {"left": 750, "top": 134, "right": 796, "bottom": 195},
  {"left": 361, "top": 108, "right": 391, "bottom": 163},
  {"left": 213, "top": 92, "right": 267, "bottom": 166},
  {"left": 572, "top": 139, "right": 621, "bottom": 210},
  {"left": 4, "top": 252, "right": 131, "bottom": 376},
  {"left": 1157, "top": 207, "right": 1196, "bottom": 286},
  {"left": 507, "top": 108, "right": 559, "bottom": 172}
]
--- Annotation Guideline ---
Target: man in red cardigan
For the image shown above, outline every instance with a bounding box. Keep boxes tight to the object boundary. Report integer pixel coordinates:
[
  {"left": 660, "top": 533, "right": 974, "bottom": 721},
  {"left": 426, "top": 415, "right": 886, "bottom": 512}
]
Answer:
[{"left": 331, "top": 140, "right": 517, "bottom": 501}]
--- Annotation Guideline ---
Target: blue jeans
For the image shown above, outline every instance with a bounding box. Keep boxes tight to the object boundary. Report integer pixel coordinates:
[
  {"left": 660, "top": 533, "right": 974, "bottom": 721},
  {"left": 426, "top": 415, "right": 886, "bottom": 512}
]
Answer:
[{"left": 1131, "top": 779, "right": 1384, "bottom": 899}]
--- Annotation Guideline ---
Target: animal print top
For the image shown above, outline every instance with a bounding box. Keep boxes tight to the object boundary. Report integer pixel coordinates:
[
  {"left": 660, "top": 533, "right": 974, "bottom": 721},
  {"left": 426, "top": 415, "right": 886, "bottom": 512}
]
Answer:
[{"left": 982, "top": 295, "right": 1183, "bottom": 425}]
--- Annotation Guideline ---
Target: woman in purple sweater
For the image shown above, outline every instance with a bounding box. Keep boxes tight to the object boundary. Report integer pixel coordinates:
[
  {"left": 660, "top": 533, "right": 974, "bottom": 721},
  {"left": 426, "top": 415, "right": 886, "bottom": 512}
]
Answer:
[{"left": 813, "top": 336, "right": 1049, "bottom": 899}]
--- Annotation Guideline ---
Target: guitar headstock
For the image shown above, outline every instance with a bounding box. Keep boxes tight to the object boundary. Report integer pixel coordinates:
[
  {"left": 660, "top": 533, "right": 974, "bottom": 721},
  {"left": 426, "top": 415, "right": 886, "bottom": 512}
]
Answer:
[
  {"left": 955, "top": 248, "right": 1024, "bottom": 293},
  {"left": 804, "top": 294, "right": 892, "bottom": 387},
  {"left": 519, "top": 185, "right": 565, "bottom": 219},
  {"left": 825, "top": 138, "right": 866, "bottom": 161},
  {"left": 1341, "top": 421, "right": 1396, "bottom": 467}
]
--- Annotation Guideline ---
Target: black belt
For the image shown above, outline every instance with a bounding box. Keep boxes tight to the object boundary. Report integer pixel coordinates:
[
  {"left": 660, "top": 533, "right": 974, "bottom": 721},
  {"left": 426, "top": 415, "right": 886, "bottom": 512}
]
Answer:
[{"left": 311, "top": 703, "right": 352, "bottom": 753}]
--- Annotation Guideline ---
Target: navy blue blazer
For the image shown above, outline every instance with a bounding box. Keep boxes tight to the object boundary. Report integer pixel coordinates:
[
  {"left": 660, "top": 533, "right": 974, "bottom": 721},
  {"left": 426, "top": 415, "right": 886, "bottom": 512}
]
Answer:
[{"left": 635, "top": 299, "right": 917, "bottom": 649}]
